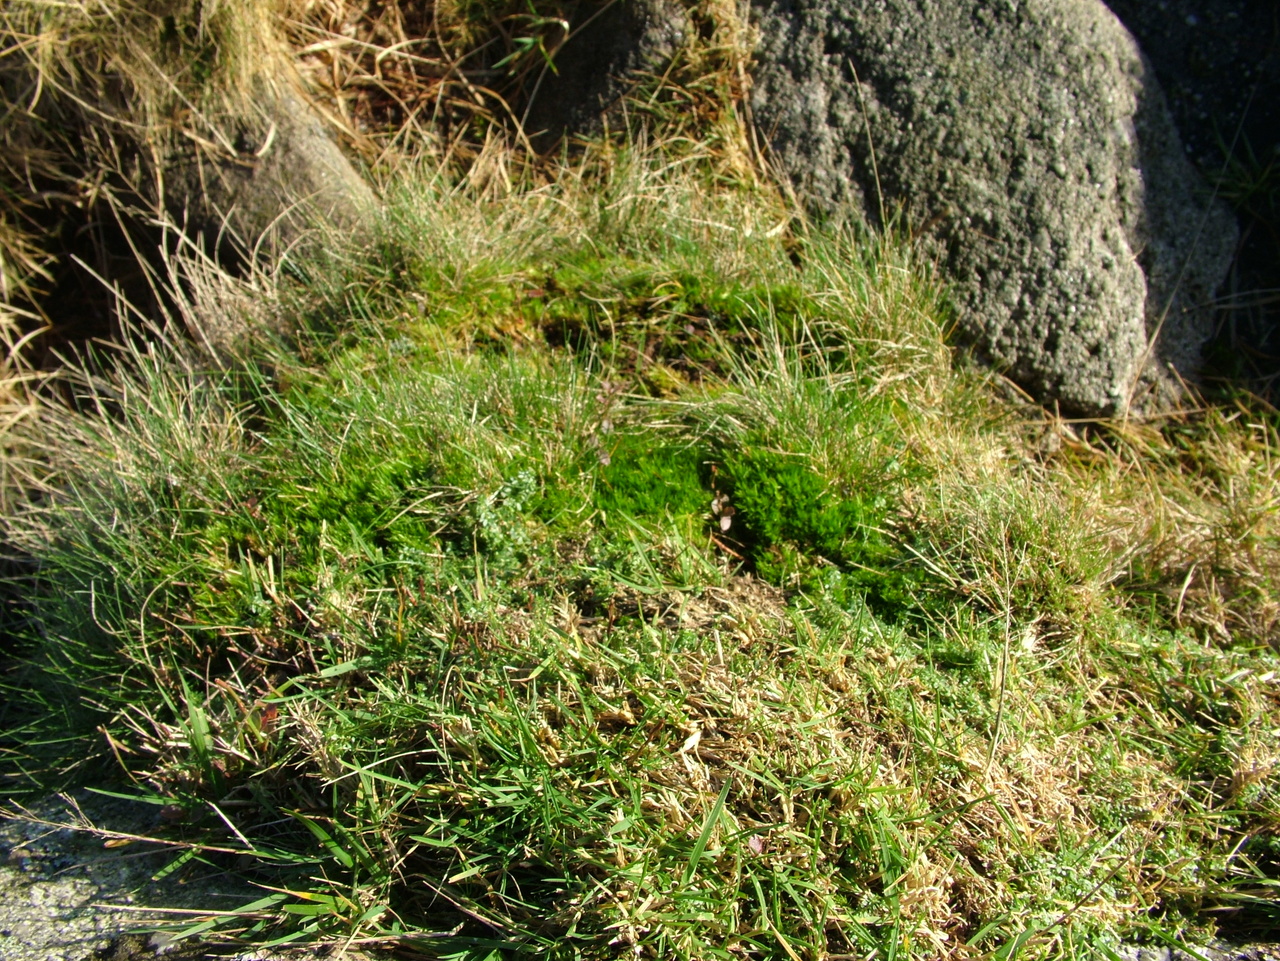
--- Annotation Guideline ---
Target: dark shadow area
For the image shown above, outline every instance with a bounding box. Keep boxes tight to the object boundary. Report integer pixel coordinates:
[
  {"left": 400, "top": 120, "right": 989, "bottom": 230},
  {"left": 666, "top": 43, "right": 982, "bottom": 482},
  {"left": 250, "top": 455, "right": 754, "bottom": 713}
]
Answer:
[
  {"left": 521, "top": 0, "right": 688, "bottom": 149},
  {"left": 20, "top": 197, "right": 172, "bottom": 369}
]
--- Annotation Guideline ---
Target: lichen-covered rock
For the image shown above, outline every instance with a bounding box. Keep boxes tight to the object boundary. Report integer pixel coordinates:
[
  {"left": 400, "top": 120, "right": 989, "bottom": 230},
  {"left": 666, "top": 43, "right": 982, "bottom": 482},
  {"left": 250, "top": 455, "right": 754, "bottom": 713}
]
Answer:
[{"left": 750, "top": 0, "right": 1238, "bottom": 415}]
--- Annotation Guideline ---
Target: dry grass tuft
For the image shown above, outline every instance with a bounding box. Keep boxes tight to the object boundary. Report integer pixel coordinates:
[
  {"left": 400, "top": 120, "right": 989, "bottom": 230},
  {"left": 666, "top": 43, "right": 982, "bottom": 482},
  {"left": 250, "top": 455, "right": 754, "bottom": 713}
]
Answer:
[{"left": 1071, "top": 409, "right": 1280, "bottom": 648}]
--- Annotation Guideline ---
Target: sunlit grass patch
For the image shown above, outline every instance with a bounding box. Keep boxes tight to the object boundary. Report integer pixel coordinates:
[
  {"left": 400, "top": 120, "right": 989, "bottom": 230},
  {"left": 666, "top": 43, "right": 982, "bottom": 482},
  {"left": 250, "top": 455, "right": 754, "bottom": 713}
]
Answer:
[{"left": 1, "top": 148, "right": 1278, "bottom": 959}]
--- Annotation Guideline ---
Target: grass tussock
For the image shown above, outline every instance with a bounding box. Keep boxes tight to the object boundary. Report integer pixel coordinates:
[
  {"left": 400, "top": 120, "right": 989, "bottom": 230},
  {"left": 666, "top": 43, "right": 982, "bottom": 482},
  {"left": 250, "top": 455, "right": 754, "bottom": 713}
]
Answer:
[
  {"left": 0, "top": 0, "right": 754, "bottom": 343},
  {"left": 0, "top": 0, "right": 286, "bottom": 303},
  {"left": 0, "top": 144, "right": 1279, "bottom": 960}
]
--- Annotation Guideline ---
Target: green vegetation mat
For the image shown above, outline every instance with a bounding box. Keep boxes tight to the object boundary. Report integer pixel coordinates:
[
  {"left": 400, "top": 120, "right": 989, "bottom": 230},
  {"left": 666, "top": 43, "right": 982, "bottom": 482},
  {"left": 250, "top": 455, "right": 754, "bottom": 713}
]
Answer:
[{"left": 1, "top": 151, "right": 1278, "bottom": 959}]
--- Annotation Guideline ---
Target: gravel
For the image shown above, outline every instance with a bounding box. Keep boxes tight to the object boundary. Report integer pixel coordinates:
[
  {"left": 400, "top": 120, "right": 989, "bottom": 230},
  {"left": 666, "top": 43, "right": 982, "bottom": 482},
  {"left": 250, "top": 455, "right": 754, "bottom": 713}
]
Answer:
[
  {"left": 0, "top": 791, "right": 366, "bottom": 961},
  {"left": 1114, "top": 946, "right": 1280, "bottom": 961}
]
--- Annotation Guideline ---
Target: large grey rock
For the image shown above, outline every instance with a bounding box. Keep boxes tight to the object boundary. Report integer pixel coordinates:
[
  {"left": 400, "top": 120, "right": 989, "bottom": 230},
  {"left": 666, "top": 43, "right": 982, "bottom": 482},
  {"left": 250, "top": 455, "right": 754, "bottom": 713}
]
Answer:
[{"left": 750, "top": 0, "right": 1238, "bottom": 415}]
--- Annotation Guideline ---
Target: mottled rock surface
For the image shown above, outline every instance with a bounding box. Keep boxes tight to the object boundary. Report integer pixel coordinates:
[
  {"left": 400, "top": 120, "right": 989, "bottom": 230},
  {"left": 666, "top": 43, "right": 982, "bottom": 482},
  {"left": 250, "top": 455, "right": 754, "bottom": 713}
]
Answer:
[{"left": 750, "top": 0, "right": 1238, "bottom": 415}]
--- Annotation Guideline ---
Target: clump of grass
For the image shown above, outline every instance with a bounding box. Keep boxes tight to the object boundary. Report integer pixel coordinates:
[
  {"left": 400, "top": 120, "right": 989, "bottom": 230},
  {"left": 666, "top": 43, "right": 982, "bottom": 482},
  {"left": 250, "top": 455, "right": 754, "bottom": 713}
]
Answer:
[
  {"left": 0, "top": 0, "right": 576, "bottom": 358},
  {"left": 0, "top": 0, "right": 754, "bottom": 330},
  {"left": 1090, "top": 411, "right": 1280, "bottom": 648},
  {"left": 0, "top": 0, "right": 287, "bottom": 286},
  {"left": 2, "top": 145, "right": 1279, "bottom": 961}
]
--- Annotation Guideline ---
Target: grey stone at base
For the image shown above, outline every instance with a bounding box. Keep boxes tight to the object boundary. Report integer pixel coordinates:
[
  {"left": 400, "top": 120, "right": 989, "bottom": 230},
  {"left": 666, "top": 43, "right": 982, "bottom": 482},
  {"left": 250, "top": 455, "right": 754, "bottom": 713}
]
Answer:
[
  {"left": 154, "top": 81, "right": 377, "bottom": 264},
  {"left": 0, "top": 792, "right": 363, "bottom": 961}
]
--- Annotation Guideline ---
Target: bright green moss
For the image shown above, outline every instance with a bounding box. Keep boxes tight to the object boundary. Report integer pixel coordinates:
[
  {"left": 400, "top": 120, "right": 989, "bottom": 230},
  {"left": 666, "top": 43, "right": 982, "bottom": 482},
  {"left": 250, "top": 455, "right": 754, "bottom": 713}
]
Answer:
[
  {"left": 594, "top": 435, "right": 710, "bottom": 522},
  {"left": 719, "top": 445, "right": 922, "bottom": 616}
]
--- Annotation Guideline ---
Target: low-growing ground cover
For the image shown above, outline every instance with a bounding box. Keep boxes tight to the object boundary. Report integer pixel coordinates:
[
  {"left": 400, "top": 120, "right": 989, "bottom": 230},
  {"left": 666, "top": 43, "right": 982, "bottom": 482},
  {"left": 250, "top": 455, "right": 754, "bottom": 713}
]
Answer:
[{"left": 1, "top": 149, "right": 1278, "bottom": 960}]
